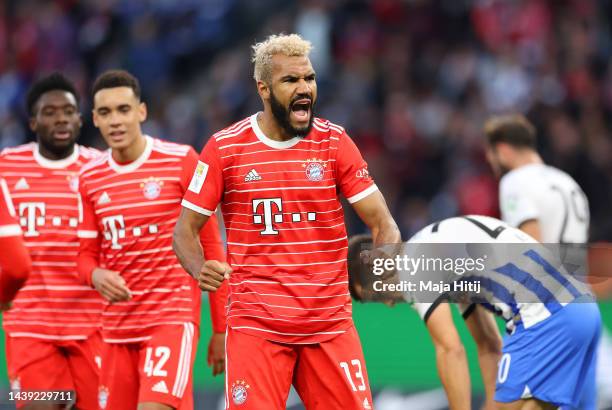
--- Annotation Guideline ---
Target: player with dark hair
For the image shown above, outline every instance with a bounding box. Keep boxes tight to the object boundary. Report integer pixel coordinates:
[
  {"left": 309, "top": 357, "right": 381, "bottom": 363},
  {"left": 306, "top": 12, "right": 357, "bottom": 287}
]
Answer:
[
  {"left": 484, "top": 114, "right": 609, "bottom": 408},
  {"left": 77, "top": 69, "right": 227, "bottom": 410},
  {"left": 349, "top": 215, "right": 601, "bottom": 410},
  {"left": 0, "top": 178, "right": 31, "bottom": 310},
  {"left": 174, "top": 34, "right": 400, "bottom": 409},
  {"left": 483, "top": 114, "right": 586, "bottom": 242},
  {"left": 0, "top": 72, "right": 103, "bottom": 409}
]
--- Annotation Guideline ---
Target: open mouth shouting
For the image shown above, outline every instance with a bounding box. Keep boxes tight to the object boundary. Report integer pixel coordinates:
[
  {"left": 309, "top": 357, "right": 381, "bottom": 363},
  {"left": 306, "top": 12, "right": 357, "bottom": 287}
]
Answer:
[{"left": 290, "top": 97, "right": 312, "bottom": 125}]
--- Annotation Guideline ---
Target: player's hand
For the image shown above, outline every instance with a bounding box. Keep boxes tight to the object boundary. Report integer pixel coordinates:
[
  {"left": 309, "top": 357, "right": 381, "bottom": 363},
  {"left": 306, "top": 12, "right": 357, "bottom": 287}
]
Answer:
[
  {"left": 207, "top": 331, "right": 225, "bottom": 376},
  {"left": 0, "top": 302, "right": 11, "bottom": 312},
  {"left": 198, "top": 260, "right": 231, "bottom": 292},
  {"left": 92, "top": 268, "right": 132, "bottom": 303}
]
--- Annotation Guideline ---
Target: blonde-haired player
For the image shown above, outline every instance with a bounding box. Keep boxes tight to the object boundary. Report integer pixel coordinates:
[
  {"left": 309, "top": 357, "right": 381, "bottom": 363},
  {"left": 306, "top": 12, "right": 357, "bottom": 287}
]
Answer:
[{"left": 175, "top": 33, "right": 400, "bottom": 409}]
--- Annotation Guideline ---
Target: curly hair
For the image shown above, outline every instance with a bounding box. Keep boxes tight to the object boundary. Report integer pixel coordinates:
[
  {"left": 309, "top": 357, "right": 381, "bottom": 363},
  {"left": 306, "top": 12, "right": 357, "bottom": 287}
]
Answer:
[
  {"left": 26, "top": 72, "right": 79, "bottom": 117},
  {"left": 251, "top": 33, "right": 313, "bottom": 84}
]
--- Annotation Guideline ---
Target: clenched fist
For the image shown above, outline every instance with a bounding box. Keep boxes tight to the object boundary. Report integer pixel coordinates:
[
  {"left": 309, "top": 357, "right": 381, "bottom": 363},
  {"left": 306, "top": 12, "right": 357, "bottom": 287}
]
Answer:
[{"left": 198, "top": 260, "right": 231, "bottom": 291}]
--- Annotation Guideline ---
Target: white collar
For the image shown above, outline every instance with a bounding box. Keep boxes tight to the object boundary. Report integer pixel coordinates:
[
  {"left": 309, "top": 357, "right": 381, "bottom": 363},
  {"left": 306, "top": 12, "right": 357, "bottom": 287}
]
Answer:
[
  {"left": 34, "top": 144, "right": 80, "bottom": 169},
  {"left": 108, "top": 135, "right": 153, "bottom": 173},
  {"left": 250, "top": 113, "right": 302, "bottom": 149}
]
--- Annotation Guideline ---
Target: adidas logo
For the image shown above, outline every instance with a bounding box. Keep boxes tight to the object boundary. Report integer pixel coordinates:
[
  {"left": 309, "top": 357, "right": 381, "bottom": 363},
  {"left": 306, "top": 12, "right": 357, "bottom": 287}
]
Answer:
[
  {"left": 97, "top": 192, "right": 111, "bottom": 205},
  {"left": 151, "top": 380, "right": 168, "bottom": 394},
  {"left": 244, "top": 169, "right": 262, "bottom": 182},
  {"left": 14, "top": 178, "right": 29, "bottom": 190},
  {"left": 521, "top": 385, "right": 532, "bottom": 399},
  {"left": 363, "top": 397, "right": 371, "bottom": 409}
]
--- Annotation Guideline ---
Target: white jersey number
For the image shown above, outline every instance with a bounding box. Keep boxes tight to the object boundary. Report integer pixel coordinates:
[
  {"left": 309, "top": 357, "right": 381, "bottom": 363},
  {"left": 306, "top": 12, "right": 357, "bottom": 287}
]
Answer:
[
  {"left": 550, "top": 185, "right": 589, "bottom": 243},
  {"left": 144, "top": 346, "right": 171, "bottom": 377},
  {"left": 340, "top": 359, "right": 367, "bottom": 392}
]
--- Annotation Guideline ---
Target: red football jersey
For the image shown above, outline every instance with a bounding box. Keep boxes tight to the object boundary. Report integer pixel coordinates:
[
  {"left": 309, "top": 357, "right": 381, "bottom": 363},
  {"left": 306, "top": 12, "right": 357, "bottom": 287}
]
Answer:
[
  {"left": 77, "top": 136, "right": 227, "bottom": 343},
  {"left": 0, "top": 144, "right": 104, "bottom": 339},
  {"left": 0, "top": 177, "right": 31, "bottom": 303},
  {"left": 182, "top": 115, "right": 377, "bottom": 343}
]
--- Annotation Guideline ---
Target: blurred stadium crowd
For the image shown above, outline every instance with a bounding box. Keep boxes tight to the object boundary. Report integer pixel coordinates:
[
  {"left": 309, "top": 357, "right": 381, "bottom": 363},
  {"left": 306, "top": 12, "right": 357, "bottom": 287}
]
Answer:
[{"left": 0, "top": 0, "right": 611, "bottom": 239}]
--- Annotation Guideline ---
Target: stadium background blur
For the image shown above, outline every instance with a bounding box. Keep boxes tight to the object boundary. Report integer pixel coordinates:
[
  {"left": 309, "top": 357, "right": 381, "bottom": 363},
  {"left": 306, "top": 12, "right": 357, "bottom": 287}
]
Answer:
[{"left": 0, "top": 0, "right": 611, "bottom": 408}]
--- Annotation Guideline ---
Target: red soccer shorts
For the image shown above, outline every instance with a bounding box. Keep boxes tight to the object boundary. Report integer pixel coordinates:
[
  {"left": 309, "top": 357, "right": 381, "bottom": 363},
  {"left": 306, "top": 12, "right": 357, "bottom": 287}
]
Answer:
[
  {"left": 6, "top": 332, "right": 102, "bottom": 410},
  {"left": 98, "top": 322, "right": 198, "bottom": 410},
  {"left": 225, "top": 325, "right": 374, "bottom": 409}
]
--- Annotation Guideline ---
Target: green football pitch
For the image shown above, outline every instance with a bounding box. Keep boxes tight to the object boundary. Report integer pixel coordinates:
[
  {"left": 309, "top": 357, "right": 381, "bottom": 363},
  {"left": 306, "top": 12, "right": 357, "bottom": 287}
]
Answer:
[{"left": 2, "top": 300, "right": 611, "bottom": 391}]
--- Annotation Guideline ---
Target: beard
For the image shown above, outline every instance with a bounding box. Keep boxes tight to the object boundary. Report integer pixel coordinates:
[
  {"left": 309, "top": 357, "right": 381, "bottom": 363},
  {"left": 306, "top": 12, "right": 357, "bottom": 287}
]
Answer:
[
  {"left": 269, "top": 88, "right": 314, "bottom": 138},
  {"left": 38, "top": 131, "right": 77, "bottom": 159}
]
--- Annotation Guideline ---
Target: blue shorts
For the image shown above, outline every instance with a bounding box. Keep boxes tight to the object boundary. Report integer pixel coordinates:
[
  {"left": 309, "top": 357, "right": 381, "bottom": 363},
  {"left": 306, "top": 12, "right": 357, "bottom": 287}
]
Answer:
[{"left": 495, "top": 300, "right": 601, "bottom": 407}]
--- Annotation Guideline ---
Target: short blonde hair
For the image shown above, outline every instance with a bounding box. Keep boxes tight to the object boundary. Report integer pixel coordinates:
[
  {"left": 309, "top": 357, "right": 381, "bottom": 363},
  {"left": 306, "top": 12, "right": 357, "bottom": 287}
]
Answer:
[{"left": 251, "top": 34, "right": 313, "bottom": 83}]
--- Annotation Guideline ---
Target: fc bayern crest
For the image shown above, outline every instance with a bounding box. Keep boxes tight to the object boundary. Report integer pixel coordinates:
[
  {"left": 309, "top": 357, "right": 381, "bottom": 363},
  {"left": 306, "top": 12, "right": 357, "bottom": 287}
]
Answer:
[
  {"left": 231, "top": 380, "right": 250, "bottom": 405},
  {"left": 140, "top": 177, "right": 164, "bottom": 200},
  {"left": 302, "top": 158, "right": 327, "bottom": 181},
  {"left": 98, "top": 386, "right": 109, "bottom": 409}
]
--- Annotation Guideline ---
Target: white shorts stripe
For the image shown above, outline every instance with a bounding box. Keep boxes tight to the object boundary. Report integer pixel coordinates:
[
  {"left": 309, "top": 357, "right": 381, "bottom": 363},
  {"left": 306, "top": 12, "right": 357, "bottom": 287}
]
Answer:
[
  {"left": 179, "top": 322, "right": 195, "bottom": 397},
  {"left": 181, "top": 323, "right": 195, "bottom": 396},
  {"left": 173, "top": 322, "right": 194, "bottom": 397},
  {"left": 172, "top": 323, "right": 188, "bottom": 396}
]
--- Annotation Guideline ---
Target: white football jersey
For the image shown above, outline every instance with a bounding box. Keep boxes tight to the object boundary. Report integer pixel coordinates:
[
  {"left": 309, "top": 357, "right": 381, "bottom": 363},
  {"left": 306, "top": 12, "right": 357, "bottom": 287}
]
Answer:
[
  {"left": 403, "top": 215, "right": 590, "bottom": 332},
  {"left": 499, "top": 163, "right": 589, "bottom": 243}
]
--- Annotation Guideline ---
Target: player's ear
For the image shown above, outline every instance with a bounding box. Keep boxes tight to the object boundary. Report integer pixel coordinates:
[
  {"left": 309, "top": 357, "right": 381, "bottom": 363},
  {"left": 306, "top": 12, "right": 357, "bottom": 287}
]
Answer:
[
  {"left": 138, "top": 102, "right": 147, "bottom": 122},
  {"left": 496, "top": 142, "right": 514, "bottom": 158},
  {"left": 28, "top": 116, "right": 37, "bottom": 133},
  {"left": 257, "top": 80, "right": 270, "bottom": 100},
  {"left": 92, "top": 109, "right": 99, "bottom": 128}
]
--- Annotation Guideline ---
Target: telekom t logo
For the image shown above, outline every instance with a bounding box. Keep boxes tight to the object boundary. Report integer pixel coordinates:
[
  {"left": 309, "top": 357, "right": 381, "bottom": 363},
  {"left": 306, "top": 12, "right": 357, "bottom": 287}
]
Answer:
[
  {"left": 252, "top": 198, "right": 282, "bottom": 235},
  {"left": 102, "top": 215, "right": 125, "bottom": 249},
  {"left": 252, "top": 198, "right": 317, "bottom": 235},
  {"left": 19, "top": 202, "right": 45, "bottom": 237}
]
